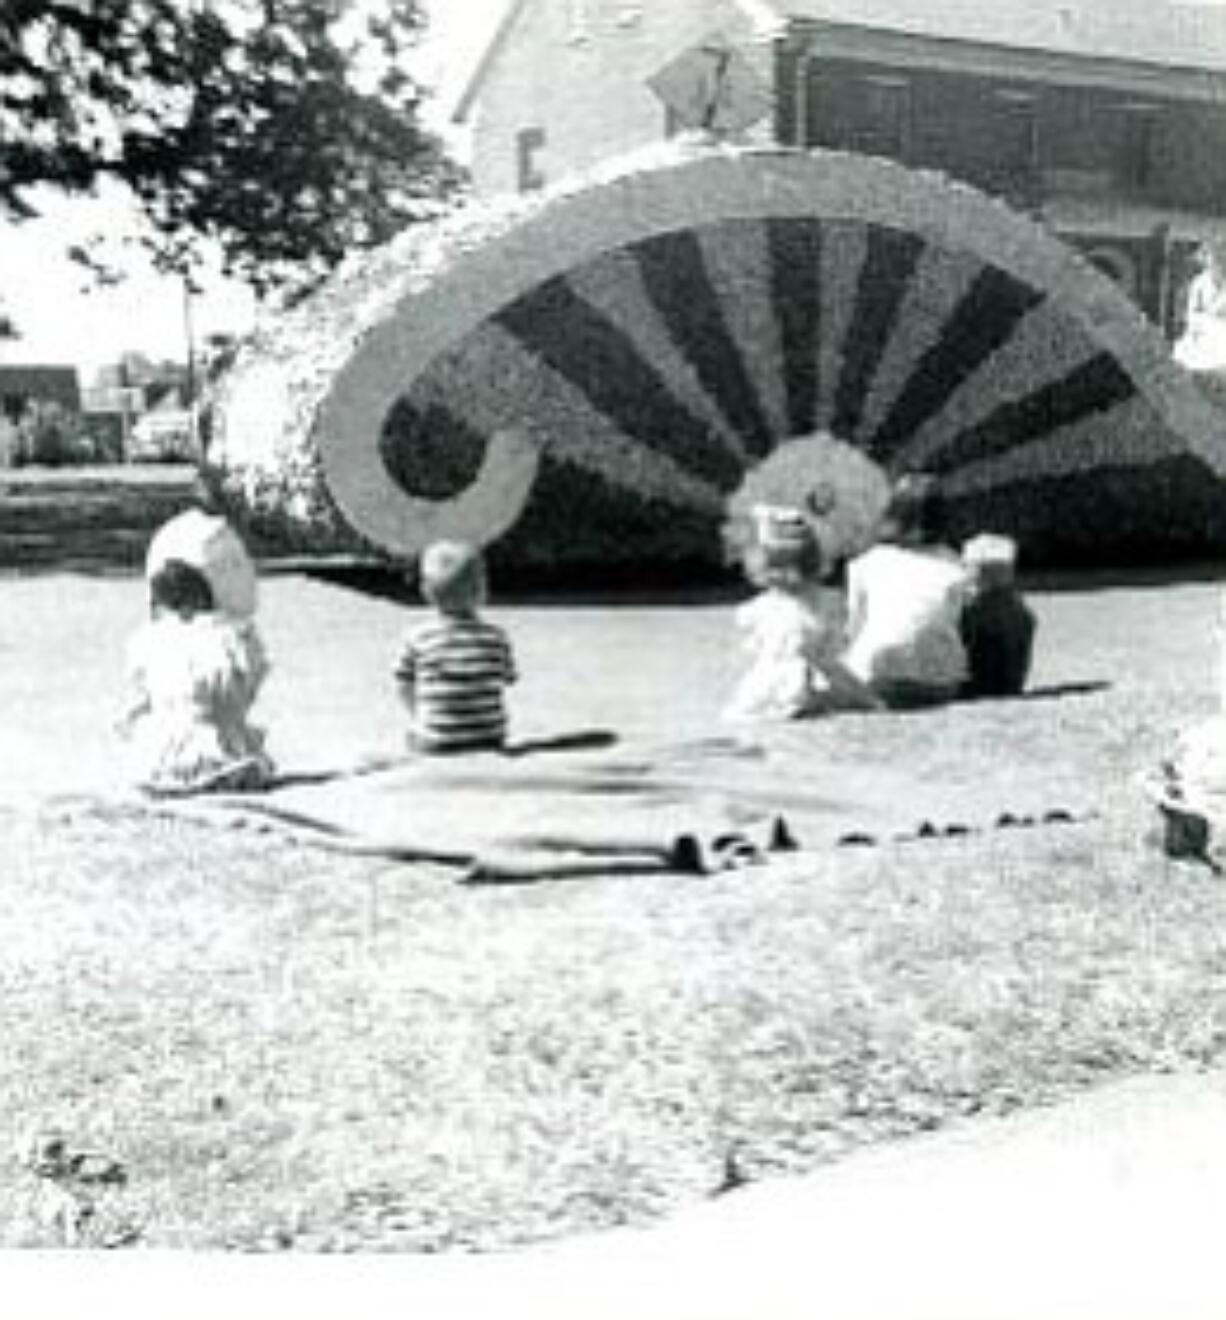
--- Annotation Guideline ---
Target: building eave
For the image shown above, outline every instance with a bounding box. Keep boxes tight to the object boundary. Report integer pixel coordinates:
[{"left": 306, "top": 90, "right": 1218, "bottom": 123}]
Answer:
[
  {"left": 451, "top": 0, "right": 534, "bottom": 125},
  {"left": 1041, "top": 198, "right": 1226, "bottom": 244},
  {"left": 785, "top": 18, "right": 1226, "bottom": 103}
]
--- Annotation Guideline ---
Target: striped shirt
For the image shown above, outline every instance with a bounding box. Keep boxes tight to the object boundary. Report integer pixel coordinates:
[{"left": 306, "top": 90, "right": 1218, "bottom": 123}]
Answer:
[{"left": 395, "top": 614, "right": 517, "bottom": 752}]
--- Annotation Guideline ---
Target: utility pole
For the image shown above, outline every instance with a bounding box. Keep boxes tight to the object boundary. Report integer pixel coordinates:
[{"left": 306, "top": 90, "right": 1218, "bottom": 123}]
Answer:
[{"left": 182, "top": 274, "right": 198, "bottom": 454}]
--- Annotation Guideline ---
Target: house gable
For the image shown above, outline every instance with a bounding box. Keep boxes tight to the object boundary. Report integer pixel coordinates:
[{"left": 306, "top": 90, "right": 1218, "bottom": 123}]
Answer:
[
  {"left": 452, "top": 0, "right": 534, "bottom": 126},
  {"left": 452, "top": 0, "right": 782, "bottom": 125},
  {"left": 459, "top": 0, "right": 778, "bottom": 196}
]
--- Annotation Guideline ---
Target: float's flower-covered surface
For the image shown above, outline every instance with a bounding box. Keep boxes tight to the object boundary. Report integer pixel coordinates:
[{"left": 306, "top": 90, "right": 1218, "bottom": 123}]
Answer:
[
  {"left": 206, "top": 141, "right": 1226, "bottom": 570},
  {"left": 722, "top": 433, "right": 891, "bottom": 570}
]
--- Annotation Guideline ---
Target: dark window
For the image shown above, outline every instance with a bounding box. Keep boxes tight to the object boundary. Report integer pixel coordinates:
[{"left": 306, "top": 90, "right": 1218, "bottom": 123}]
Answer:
[
  {"left": 850, "top": 77, "right": 910, "bottom": 160},
  {"left": 990, "top": 90, "right": 1040, "bottom": 201},
  {"left": 516, "top": 127, "right": 546, "bottom": 193},
  {"left": 1117, "top": 106, "right": 1157, "bottom": 193},
  {"left": 804, "top": 68, "right": 910, "bottom": 158}
]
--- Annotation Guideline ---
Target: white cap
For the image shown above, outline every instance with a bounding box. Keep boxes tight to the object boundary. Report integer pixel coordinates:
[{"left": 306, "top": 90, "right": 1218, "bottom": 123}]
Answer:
[
  {"left": 962, "top": 533, "right": 1017, "bottom": 568},
  {"left": 146, "top": 509, "right": 258, "bottom": 618}
]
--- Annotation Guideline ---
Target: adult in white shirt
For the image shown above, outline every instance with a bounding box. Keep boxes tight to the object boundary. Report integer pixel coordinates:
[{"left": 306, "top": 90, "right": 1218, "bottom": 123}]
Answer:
[{"left": 843, "top": 474, "right": 970, "bottom": 708}]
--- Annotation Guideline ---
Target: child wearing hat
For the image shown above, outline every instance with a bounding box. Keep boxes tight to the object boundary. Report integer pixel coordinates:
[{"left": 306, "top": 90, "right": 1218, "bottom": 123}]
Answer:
[
  {"left": 959, "top": 533, "right": 1036, "bottom": 698},
  {"left": 118, "top": 555, "right": 273, "bottom": 795},
  {"left": 723, "top": 505, "right": 877, "bottom": 722}
]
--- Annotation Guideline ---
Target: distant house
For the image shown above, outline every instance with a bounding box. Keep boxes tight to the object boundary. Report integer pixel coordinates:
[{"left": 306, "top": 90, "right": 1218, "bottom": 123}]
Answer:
[
  {"left": 82, "top": 364, "right": 196, "bottom": 462},
  {"left": 0, "top": 364, "right": 81, "bottom": 421},
  {"left": 80, "top": 381, "right": 146, "bottom": 461},
  {"left": 128, "top": 384, "right": 196, "bottom": 461},
  {"left": 453, "top": 0, "right": 1226, "bottom": 332},
  {"left": 81, "top": 383, "right": 147, "bottom": 418}
]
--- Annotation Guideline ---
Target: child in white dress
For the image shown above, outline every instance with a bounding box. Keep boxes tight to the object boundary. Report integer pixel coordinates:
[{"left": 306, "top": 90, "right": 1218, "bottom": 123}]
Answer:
[
  {"left": 724, "top": 506, "right": 877, "bottom": 723},
  {"left": 119, "top": 558, "right": 273, "bottom": 795}
]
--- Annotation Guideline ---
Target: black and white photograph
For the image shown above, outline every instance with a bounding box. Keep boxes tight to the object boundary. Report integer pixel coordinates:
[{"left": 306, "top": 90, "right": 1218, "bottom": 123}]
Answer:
[{"left": 6, "top": 2, "right": 1226, "bottom": 1316}]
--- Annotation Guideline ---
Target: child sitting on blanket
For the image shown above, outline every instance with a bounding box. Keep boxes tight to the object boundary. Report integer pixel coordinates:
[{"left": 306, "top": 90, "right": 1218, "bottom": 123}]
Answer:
[
  {"left": 395, "top": 540, "right": 518, "bottom": 753},
  {"left": 959, "top": 533, "right": 1036, "bottom": 698},
  {"left": 118, "top": 558, "right": 274, "bottom": 795},
  {"left": 842, "top": 473, "right": 970, "bottom": 709},
  {"left": 723, "top": 505, "right": 878, "bottom": 723}
]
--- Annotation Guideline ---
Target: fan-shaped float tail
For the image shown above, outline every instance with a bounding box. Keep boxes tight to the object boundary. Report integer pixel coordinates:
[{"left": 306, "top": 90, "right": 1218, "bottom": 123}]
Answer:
[{"left": 207, "top": 143, "right": 1226, "bottom": 569}]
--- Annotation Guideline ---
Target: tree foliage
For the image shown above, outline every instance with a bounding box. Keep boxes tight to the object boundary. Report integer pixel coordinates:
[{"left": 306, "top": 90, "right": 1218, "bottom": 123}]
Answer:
[
  {"left": 0, "top": 0, "right": 464, "bottom": 295},
  {"left": 10, "top": 398, "right": 95, "bottom": 466}
]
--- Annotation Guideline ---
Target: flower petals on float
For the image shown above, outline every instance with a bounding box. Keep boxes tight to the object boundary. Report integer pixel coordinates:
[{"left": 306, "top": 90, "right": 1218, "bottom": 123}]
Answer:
[{"left": 205, "top": 142, "right": 1226, "bottom": 570}]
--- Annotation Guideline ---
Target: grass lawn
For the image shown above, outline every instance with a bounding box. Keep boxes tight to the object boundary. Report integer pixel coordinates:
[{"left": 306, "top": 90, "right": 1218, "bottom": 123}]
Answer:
[{"left": 3, "top": 568, "right": 1226, "bottom": 1251}]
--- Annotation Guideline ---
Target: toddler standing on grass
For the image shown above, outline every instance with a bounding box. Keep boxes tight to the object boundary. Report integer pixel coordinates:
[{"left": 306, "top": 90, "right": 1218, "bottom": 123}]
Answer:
[
  {"left": 395, "top": 540, "right": 517, "bottom": 753},
  {"left": 723, "top": 505, "right": 877, "bottom": 723}
]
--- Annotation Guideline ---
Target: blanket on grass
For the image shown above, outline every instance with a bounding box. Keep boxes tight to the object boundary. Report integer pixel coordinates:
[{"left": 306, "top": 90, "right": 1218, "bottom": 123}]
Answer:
[{"left": 141, "top": 727, "right": 1096, "bottom": 881}]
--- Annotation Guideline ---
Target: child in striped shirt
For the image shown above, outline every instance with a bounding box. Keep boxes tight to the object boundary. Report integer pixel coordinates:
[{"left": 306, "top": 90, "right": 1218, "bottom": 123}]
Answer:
[{"left": 395, "top": 541, "right": 517, "bottom": 753}]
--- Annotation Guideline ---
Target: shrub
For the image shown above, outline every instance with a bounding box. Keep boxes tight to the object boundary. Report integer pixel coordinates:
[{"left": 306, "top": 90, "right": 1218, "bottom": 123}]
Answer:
[{"left": 13, "top": 401, "right": 96, "bottom": 468}]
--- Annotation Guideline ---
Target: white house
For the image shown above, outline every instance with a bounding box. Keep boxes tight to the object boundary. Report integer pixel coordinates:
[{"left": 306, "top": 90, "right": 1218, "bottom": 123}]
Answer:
[{"left": 453, "top": 0, "right": 782, "bottom": 197}]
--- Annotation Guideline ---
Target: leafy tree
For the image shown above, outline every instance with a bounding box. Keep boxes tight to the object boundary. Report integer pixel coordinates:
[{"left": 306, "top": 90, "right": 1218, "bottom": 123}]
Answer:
[
  {"left": 0, "top": 0, "right": 463, "bottom": 295},
  {"left": 12, "top": 398, "right": 95, "bottom": 467}
]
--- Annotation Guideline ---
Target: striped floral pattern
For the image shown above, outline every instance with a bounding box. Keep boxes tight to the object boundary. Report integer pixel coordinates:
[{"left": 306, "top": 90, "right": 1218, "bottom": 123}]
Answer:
[{"left": 206, "top": 143, "right": 1226, "bottom": 569}]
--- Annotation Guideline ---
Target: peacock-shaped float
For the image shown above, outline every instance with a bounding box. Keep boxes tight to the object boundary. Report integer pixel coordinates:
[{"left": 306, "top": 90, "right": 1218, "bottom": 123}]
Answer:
[{"left": 204, "top": 140, "right": 1226, "bottom": 575}]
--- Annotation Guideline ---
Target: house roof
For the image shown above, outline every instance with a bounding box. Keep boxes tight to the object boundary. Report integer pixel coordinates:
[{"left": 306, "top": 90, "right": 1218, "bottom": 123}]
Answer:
[
  {"left": 0, "top": 364, "right": 81, "bottom": 404},
  {"left": 453, "top": 0, "right": 1226, "bottom": 123},
  {"left": 453, "top": 0, "right": 531, "bottom": 124},
  {"left": 0, "top": 364, "right": 78, "bottom": 387}
]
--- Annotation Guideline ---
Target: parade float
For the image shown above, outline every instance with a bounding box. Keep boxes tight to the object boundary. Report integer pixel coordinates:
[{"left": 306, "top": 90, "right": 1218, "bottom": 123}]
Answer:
[{"left": 204, "top": 141, "right": 1226, "bottom": 574}]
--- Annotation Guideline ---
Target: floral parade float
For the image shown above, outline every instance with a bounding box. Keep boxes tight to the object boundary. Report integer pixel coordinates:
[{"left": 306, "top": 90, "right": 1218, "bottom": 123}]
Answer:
[{"left": 204, "top": 140, "right": 1226, "bottom": 575}]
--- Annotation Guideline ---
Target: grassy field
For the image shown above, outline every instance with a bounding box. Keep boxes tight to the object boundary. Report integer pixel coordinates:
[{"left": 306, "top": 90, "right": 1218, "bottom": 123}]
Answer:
[{"left": 2, "top": 568, "right": 1226, "bottom": 1252}]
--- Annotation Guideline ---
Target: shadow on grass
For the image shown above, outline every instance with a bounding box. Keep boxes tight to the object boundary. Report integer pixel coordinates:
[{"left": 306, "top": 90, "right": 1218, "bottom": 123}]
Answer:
[
  {"left": 505, "top": 730, "right": 619, "bottom": 757},
  {"left": 302, "top": 561, "right": 745, "bottom": 608},
  {"left": 257, "top": 732, "right": 622, "bottom": 789},
  {"left": 307, "top": 556, "right": 1226, "bottom": 607},
  {"left": 1026, "top": 560, "right": 1226, "bottom": 594},
  {"left": 871, "top": 679, "right": 1112, "bottom": 716},
  {"left": 1008, "top": 680, "right": 1112, "bottom": 703}
]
